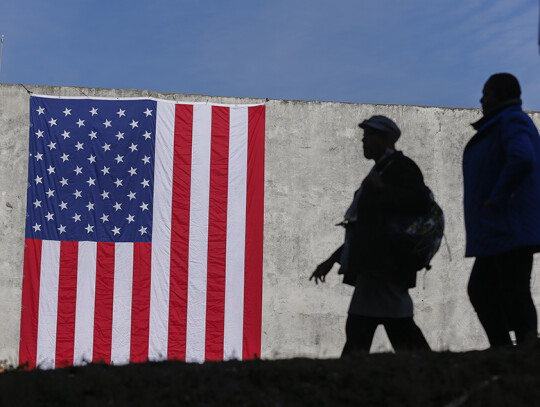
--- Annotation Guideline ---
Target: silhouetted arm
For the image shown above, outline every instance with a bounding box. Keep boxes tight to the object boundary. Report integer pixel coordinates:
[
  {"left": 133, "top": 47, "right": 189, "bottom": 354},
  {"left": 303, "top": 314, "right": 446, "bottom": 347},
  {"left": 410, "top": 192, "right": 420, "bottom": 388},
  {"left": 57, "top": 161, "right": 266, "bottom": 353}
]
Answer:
[{"left": 310, "top": 245, "right": 343, "bottom": 284}]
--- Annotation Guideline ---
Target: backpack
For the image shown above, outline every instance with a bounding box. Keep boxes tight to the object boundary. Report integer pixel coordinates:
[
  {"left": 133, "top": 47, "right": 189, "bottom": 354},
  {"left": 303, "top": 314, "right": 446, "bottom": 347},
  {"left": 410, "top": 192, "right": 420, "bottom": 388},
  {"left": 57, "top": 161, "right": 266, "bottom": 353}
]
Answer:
[{"left": 385, "top": 189, "right": 445, "bottom": 271}]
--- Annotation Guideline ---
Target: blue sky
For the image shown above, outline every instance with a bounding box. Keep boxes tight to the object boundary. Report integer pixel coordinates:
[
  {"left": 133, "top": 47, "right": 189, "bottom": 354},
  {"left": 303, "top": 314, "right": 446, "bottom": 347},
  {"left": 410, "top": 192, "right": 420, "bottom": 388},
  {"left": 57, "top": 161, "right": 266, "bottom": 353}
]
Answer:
[{"left": 1, "top": 0, "right": 539, "bottom": 110}]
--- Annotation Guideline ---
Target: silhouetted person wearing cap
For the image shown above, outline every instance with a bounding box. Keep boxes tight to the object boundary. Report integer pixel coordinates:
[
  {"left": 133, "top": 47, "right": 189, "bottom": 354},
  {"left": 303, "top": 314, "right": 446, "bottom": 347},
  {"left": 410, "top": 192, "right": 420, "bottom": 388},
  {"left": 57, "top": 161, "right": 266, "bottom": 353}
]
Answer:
[
  {"left": 464, "top": 73, "right": 540, "bottom": 348},
  {"left": 310, "top": 115, "right": 431, "bottom": 355}
]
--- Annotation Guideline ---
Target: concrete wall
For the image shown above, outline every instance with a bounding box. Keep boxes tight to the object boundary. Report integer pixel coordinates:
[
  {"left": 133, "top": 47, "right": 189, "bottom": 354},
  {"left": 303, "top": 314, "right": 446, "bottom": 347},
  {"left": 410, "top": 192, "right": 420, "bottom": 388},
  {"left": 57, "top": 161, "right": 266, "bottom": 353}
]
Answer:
[{"left": 1, "top": 83, "right": 540, "bottom": 365}]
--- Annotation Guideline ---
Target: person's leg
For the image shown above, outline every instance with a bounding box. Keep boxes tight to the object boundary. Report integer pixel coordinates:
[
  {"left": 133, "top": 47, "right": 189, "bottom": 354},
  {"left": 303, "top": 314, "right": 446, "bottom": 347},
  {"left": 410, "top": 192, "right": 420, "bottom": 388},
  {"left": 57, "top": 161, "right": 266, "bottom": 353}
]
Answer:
[
  {"left": 383, "top": 317, "right": 430, "bottom": 352},
  {"left": 499, "top": 247, "right": 538, "bottom": 345},
  {"left": 341, "top": 314, "right": 378, "bottom": 357},
  {"left": 467, "top": 256, "right": 512, "bottom": 347}
]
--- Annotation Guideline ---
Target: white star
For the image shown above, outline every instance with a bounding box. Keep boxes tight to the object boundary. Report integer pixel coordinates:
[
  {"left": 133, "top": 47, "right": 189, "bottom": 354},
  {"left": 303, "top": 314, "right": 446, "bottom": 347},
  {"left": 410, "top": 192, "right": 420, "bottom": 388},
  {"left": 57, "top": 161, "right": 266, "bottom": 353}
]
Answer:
[
  {"left": 117, "top": 109, "right": 126, "bottom": 117},
  {"left": 48, "top": 118, "right": 57, "bottom": 127},
  {"left": 35, "top": 129, "right": 44, "bottom": 138},
  {"left": 46, "top": 165, "right": 55, "bottom": 175},
  {"left": 141, "top": 179, "right": 150, "bottom": 188},
  {"left": 142, "top": 131, "right": 152, "bottom": 140},
  {"left": 74, "top": 166, "right": 83, "bottom": 175},
  {"left": 48, "top": 141, "right": 56, "bottom": 150},
  {"left": 76, "top": 118, "right": 85, "bottom": 127},
  {"left": 57, "top": 224, "right": 66, "bottom": 234},
  {"left": 60, "top": 177, "right": 69, "bottom": 187},
  {"left": 144, "top": 108, "right": 153, "bottom": 117},
  {"left": 142, "top": 156, "right": 150, "bottom": 164},
  {"left": 88, "top": 155, "right": 96, "bottom": 164},
  {"left": 59, "top": 201, "right": 68, "bottom": 210},
  {"left": 129, "top": 120, "right": 139, "bottom": 129},
  {"left": 45, "top": 212, "right": 54, "bottom": 221},
  {"left": 33, "top": 199, "right": 41, "bottom": 208},
  {"left": 34, "top": 175, "right": 43, "bottom": 184},
  {"left": 101, "top": 190, "right": 110, "bottom": 199},
  {"left": 139, "top": 226, "right": 148, "bottom": 235},
  {"left": 86, "top": 201, "right": 95, "bottom": 211},
  {"left": 128, "top": 167, "right": 137, "bottom": 176},
  {"left": 129, "top": 143, "right": 138, "bottom": 152},
  {"left": 85, "top": 224, "right": 94, "bottom": 233},
  {"left": 45, "top": 188, "right": 55, "bottom": 198},
  {"left": 90, "top": 107, "right": 98, "bottom": 116},
  {"left": 88, "top": 131, "right": 98, "bottom": 140},
  {"left": 102, "top": 143, "right": 111, "bottom": 152},
  {"left": 35, "top": 152, "right": 43, "bottom": 161},
  {"left": 72, "top": 213, "right": 81, "bottom": 222},
  {"left": 114, "top": 178, "right": 123, "bottom": 187},
  {"left": 100, "top": 214, "right": 109, "bottom": 223},
  {"left": 127, "top": 191, "right": 136, "bottom": 200},
  {"left": 86, "top": 177, "right": 96, "bottom": 186},
  {"left": 113, "top": 202, "right": 122, "bottom": 211},
  {"left": 126, "top": 214, "right": 135, "bottom": 223},
  {"left": 63, "top": 108, "right": 72, "bottom": 116},
  {"left": 60, "top": 153, "right": 69, "bottom": 162},
  {"left": 61, "top": 130, "right": 70, "bottom": 139},
  {"left": 139, "top": 202, "right": 149, "bottom": 211},
  {"left": 112, "top": 226, "right": 121, "bottom": 235},
  {"left": 73, "top": 189, "right": 82, "bottom": 199},
  {"left": 36, "top": 106, "right": 45, "bottom": 115},
  {"left": 75, "top": 141, "right": 84, "bottom": 151},
  {"left": 115, "top": 154, "right": 124, "bottom": 164},
  {"left": 33, "top": 223, "right": 41, "bottom": 232},
  {"left": 101, "top": 166, "right": 110, "bottom": 175},
  {"left": 115, "top": 131, "right": 125, "bottom": 140},
  {"left": 103, "top": 119, "right": 112, "bottom": 128}
]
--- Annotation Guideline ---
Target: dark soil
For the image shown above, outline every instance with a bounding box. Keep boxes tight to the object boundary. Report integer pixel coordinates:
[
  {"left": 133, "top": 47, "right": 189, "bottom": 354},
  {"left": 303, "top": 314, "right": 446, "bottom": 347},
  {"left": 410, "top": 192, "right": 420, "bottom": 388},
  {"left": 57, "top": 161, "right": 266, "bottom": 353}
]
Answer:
[{"left": 2, "top": 344, "right": 540, "bottom": 406}]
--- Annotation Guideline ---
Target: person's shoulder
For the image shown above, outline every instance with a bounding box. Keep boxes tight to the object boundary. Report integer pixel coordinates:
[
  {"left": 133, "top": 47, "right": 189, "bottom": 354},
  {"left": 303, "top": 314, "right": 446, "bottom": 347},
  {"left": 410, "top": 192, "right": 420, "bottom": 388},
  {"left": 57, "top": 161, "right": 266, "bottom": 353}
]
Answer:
[{"left": 389, "top": 151, "right": 424, "bottom": 176}]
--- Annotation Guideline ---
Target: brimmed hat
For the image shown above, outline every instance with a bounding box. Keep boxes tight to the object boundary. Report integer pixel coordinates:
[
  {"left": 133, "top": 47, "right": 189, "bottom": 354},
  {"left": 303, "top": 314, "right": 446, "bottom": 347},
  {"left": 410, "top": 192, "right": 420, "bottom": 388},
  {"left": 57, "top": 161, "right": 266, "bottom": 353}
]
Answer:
[{"left": 359, "top": 115, "right": 401, "bottom": 142}]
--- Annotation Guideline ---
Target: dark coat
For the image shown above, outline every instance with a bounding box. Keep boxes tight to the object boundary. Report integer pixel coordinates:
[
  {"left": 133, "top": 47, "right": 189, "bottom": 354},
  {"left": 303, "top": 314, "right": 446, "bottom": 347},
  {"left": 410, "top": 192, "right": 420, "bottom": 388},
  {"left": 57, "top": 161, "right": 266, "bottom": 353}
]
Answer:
[
  {"left": 463, "top": 101, "right": 540, "bottom": 257},
  {"left": 338, "top": 150, "right": 431, "bottom": 288}
]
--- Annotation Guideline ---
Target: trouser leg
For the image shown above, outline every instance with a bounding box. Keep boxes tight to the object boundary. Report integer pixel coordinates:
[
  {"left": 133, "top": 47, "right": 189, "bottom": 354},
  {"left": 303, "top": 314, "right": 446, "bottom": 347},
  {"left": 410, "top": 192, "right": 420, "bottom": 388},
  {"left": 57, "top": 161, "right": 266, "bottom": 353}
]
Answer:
[
  {"left": 468, "top": 256, "right": 512, "bottom": 347},
  {"left": 341, "top": 314, "right": 378, "bottom": 357},
  {"left": 498, "top": 248, "right": 537, "bottom": 345},
  {"left": 383, "top": 317, "right": 431, "bottom": 352}
]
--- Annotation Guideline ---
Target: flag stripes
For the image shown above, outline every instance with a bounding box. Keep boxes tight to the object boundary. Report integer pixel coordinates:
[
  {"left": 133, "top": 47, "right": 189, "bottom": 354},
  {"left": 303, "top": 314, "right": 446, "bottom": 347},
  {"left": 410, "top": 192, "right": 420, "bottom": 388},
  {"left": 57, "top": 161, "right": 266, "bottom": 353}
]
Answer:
[{"left": 19, "top": 99, "right": 265, "bottom": 368}]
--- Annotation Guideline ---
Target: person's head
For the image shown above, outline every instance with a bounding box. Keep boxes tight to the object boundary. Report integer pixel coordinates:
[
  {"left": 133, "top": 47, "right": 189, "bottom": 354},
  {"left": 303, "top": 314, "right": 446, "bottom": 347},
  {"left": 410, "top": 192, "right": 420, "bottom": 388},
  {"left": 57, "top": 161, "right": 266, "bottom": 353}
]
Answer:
[
  {"left": 481, "top": 73, "right": 521, "bottom": 114},
  {"left": 358, "top": 115, "right": 401, "bottom": 160}
]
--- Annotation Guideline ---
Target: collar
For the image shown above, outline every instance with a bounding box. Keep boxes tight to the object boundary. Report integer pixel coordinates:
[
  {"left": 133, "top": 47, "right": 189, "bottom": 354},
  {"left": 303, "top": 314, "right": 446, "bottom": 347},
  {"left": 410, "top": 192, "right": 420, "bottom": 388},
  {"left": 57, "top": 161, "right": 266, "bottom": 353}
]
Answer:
[{"left": 472, "top": 98, "right": 522, "bottom": 130}]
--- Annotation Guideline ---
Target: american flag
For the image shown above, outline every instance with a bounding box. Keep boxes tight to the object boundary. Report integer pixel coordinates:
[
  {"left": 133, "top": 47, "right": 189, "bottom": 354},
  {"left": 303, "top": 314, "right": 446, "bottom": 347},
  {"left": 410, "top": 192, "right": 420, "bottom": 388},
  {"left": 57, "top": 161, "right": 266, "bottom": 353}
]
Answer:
[{"left": 20, "top": 95, "right": 265, "bottom": 369}]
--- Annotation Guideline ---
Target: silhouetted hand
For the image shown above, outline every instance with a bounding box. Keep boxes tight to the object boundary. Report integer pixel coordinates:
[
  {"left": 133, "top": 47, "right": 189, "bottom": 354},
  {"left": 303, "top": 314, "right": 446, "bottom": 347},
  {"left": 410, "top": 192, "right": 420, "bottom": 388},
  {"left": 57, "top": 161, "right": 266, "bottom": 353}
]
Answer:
[
  {"left": 310, "top": 259, "right": 334, "bottom": 284},
  {"left": 364, "top": 172, "right": 384, "bottom": 191}
]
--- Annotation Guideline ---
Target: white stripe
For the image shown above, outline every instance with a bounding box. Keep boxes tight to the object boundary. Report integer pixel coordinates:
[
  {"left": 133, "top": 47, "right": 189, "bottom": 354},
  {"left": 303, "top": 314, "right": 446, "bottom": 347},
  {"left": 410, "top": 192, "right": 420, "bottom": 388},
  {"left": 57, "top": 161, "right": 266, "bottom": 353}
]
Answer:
[
  {"left": 111, "top": 243, "right": 134, "bottom": 365},
  {"left": 148, "top": 101, "right": 175, "bottom": 361},
  {"left": 73, "top": 241, "right": 97, "bottom": 366},
  {"left": 186, "top": 104, "right": 212, "bottom": 363},
  {"left": 223, "top": 107, "right": 248, "bottom": 360},
  {"left": 36, "top": 240, "right": 61, "bottom": 369}
]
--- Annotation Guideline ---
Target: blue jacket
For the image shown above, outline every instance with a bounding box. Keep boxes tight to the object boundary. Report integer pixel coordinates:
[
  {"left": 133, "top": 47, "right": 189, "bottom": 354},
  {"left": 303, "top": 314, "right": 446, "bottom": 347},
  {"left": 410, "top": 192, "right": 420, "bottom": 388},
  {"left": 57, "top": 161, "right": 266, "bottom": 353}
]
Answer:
[{"left": 463, "top": 101, "right": 540, "bottom": 257}]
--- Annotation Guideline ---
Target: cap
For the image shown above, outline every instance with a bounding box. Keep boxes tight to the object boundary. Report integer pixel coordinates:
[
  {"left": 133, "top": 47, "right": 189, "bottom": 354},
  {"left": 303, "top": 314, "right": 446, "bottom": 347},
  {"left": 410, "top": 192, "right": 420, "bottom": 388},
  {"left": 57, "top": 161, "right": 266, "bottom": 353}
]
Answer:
[{"left": 359, "top": 115, "right": 401, "bottom": 142}]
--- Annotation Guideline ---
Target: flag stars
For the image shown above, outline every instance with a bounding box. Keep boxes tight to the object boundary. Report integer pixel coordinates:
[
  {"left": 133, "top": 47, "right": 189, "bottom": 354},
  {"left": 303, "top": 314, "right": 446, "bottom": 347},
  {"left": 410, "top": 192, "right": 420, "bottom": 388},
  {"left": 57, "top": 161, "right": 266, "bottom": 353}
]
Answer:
[
  {"left": 45, "top": 212, "right": 54, "bottom": 221},
  {"left": 139, "top": 202, "right": 149, "bottom": 211},
  {"left": 75, "top": 141, "right": 84, "bottom": 151},
  {"left": 115, "top": 132, "right": 125, "bottom": 141},
  {"left": 60, "top": 153, "right": 69, "bottom": 162},
  {"left": 88, "top": 155, "right": 96, "bottom": 164},
  {"left": 139, "top": 226, "right": 148, "bottom": 235},
  {"left": 90, "top": 107, "right": 98, "bottom": 116},
  {"left": 73, "top": 189, "right": 82, "bottom": 199},
  {"left": 48, "top": 118, "right": 57, "bottom": 127},
  {"left": 57, "top": 224, "right": 66, "bottom": 234},
  {"left": 88, "top": 131, "right": 97, "bottom": 140},
  {"left": 86, "top": 201, "right": 95, "bottom": 211},
  {"left": 129, "top": 143, "right": 138, "bottom": 152},
  {"left": 142, "top": 131, "right": 151, "bottom": 140},
  {"left": 76, "top": 118, "right": 85, "bottom": 127},
  {"left": 72, "top": 213, "right": 81, "bottom": 222},
  {"left": 102, "top": 143, "right": 111, "bottom": 152},
  {"left": 100, "top": 214, "right": 109, "bottom": 223},
  {"left": 45, "top": 188, "right": 55, "bottom": 198},
  {"left": 115, "top": 154, "right": 124, "bottom": 164},
  {"left": 61, "top": 131, "right": 70, "bottom": 139},
  {"left": 142, "top": 156, "right": 150, "bottom": 164},
  {"left": 116, "top": 109, "right": 126, "bottom": 118},
  {"left": 103, "top": 119, "right": 112, "bottom": 128},
  {"left": 85, "top": 224, "right": 94, "bottom": 233},
  {"left": 60, "top": 177, "right": 69, "bottom": 187},
  {"left": 141, "top": 179, "right": 150, "bottom": 188},
  {"left": 63, "top": 108, "right": 72, "bottom": 116},
  {"left": 113, "top": 202, "right": 122, "bottom": 211},
  {"left": 129, "top": 120, "right": 139, "bottom": 129},
  {"left": 101, "top": 166, "right": 110, "bottom": 175},
  {"left": 126, "top": 214, "right": 135, "bottom": 224},
  {"left": 128, "top": 167, "right": 137, "bottom": 176},
  {"left": 46, "top": 165, "right": 55, "bottom": 175},
  {"left": 35, "top": 152, "right": 43, "bottom": 161},
  {"left": 74, "top": 166, "right": 83, "bottom": 175},
  {"left": 101, "top": 190, "right": 110, "bottom": 199},
  {"left": 34, "top": 175, "right": 43, "bottom": 184},
  {"left": 144, "top": 108, "right": 153, "bottom": 117},
  {"left": 86, "top": 177, "right": 96, "bottom": 186},
  {"left": 35, "top": 129, "right": 44, "bottom": 138},
  {"left": 36, "top": 106, "right": 45, "bottom": 115},
  {"left": 112, "top": 226, "right": 121, "bottom": 235},
  {"left": 33, "top": 199, "right": 41, "bottom": 208},
  {"left": 127, "top": 191, "right": 136, "bottom": 200},
  {"left": 59, "top": 201, "right": 68, "bottom": 210},
  {"left": 48, "top": 141, "right": 56, "bottom": 150},
  {"left": 33, "top": 223, "right": 41, "bottom": 232}
]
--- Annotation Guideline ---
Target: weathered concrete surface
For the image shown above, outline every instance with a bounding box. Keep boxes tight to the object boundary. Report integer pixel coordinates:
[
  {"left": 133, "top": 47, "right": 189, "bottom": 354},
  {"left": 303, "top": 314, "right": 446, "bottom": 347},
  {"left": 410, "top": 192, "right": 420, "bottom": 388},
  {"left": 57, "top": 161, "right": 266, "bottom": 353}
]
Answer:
[{"left": 1, "top": 83, "right": 540, "bottom": 365}]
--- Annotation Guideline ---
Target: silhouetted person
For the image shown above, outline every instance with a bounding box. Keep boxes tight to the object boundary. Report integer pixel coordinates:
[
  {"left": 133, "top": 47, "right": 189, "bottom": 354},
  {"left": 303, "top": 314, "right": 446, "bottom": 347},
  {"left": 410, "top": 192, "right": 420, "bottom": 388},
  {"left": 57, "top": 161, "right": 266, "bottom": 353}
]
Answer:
[
  {"left": 464, "top": 73, "right": 540, "bottom": 348},
  {"left": 310, "top": 116, "right": 431, "bottom": 355}
]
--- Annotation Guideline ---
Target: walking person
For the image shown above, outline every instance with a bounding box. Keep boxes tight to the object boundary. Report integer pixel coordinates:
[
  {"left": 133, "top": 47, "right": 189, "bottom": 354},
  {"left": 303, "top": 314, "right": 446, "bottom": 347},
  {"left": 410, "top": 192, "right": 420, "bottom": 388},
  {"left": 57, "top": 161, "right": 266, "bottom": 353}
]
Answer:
[
  {"left": 310, "top": 115, "right": 431, "bottom": 355},
  {"left": 464, "top": 73, "right": 540, "bottom": 348}
]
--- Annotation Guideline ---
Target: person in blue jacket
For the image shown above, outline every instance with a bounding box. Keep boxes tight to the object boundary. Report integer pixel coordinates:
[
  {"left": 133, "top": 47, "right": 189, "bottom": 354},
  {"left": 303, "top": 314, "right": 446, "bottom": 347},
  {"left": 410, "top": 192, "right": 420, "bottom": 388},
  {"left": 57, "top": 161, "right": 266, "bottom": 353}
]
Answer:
[{"left": 463, "top": 73, "right": 540, "bottom": 348}]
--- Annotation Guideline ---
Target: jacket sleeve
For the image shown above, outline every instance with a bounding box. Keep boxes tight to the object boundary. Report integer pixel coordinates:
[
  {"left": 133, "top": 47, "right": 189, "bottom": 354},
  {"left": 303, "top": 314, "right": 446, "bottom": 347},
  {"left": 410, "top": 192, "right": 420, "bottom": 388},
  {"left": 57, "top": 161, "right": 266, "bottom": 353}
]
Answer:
[
  {"left": 488, "top": 115, "right": 536, "bottom": 205},
  {"left": 376, "top": 157, "right": 431, "bottom": 213}
]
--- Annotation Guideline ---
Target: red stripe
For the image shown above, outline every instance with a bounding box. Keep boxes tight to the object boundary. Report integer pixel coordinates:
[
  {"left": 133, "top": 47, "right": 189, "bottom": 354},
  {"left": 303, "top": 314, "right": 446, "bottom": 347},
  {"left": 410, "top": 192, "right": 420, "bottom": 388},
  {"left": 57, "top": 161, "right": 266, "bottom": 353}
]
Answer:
[
  {"left": 55, "top": 241, "right": 78, "bottom": 368},
  {"left": 19, "top": 238, "right": 42, "bottom": 369},
  {"left": 243, "top": 106, "right": 265, "bottom": 359},
  {"left": 93, "top": 242, "right": 115, "bottom": 363},
  {"left": 205, "top": 106, "right": 230, "bottom": 361},
  {"left": 130, "top": 242, "right": 152, "bottom": 363},
  {"left": 168, "top": 104, "right": 193, "bottom": 361}
]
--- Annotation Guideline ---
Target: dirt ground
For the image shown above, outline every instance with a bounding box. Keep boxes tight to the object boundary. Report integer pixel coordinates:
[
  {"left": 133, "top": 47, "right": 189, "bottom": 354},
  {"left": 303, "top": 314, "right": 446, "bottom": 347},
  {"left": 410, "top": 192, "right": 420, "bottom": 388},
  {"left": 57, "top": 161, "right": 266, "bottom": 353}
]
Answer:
[{"left": 2, "top": 344, "right": 540, "bottom": 406}]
